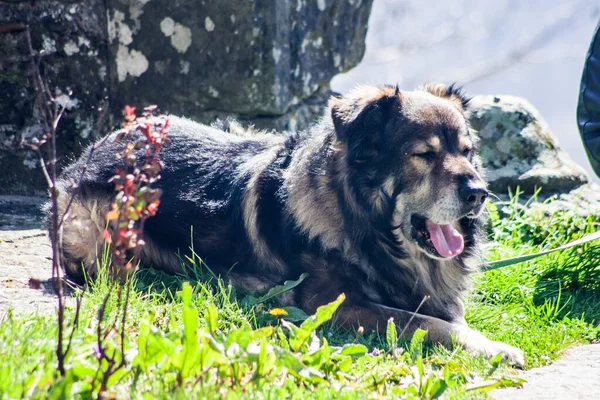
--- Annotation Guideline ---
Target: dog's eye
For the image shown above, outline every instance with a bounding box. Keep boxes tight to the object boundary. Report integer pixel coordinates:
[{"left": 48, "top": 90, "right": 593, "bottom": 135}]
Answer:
[
  {"left": 462, "top": 148, "right": 472, "bottom": 158},
  {"left": 414, "top": 151, "right": 436, "bottom": 161}
]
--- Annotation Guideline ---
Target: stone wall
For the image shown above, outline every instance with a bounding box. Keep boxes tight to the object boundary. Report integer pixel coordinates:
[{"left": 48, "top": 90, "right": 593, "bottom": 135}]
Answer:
[
  {"left": 0, "top": 0, "right": 374, "bottom": 195},
  {"left": 1, "top": 0, "right": 110, "bottom": 194},
  {"left": 2, "top": 1, "right": 588, "bottom": 199}
]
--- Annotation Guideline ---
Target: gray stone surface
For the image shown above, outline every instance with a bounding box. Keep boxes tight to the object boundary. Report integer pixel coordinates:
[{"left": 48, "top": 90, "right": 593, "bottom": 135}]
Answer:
[
  {"left": 0, "top": 0, "right": 111, "bottom": 196},
  {"left": 1, "top": 0, "right": 373, "bottom": 195},
  {"left": 493, "top": 344, "right": 600, "bottom": 400},
  {"left": 527, "top": 182, "right": 600, "bottom": 217},
  {"left": 107, "top": 0, "right": 372, "bottom": 126},
  {"left": 469, "top": 95, "right": 589, "bottom": 195}
]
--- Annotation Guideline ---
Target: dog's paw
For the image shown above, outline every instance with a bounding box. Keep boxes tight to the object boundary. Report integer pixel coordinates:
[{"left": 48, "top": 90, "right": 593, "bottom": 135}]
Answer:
[
  {"left": 455, "top": 328, "right": 525, "bottom": 368},
  {"left": 482, "top": 340, "right": 525, "bottom": 368}
]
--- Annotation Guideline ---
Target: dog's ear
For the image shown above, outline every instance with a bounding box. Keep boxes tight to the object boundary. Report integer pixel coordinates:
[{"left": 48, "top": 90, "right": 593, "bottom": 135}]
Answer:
[
  {"left": 421, "top": 83, "right": 470, "bottom": 111},
  {"left": 329, "top": 86, "right": 399, "bottom": 164}
]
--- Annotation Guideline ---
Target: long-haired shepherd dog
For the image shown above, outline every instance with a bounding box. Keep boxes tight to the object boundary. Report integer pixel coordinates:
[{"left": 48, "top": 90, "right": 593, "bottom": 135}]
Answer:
[{"left": 52, "top": 83, "right": 524, "bottom": 366}]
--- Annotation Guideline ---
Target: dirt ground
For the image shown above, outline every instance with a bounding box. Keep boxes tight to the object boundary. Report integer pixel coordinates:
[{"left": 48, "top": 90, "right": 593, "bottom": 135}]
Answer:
[
  {"left": 0, "top": 196, "right": 58, "bottom": 315},
  {"left": 1, "top": 195, "right": 598, "bottom": 398}
]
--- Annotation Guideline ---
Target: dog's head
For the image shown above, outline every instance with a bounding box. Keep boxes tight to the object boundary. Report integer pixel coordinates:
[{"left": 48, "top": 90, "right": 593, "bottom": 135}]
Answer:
[{"left": 330, "top": 83, "right": 486, "bottom": 260}]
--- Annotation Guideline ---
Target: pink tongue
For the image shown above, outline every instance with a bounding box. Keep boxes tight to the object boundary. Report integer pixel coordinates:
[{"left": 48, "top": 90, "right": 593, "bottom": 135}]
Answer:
[{"left": 425, "top": 220, "right": 464, "bottom": 258}]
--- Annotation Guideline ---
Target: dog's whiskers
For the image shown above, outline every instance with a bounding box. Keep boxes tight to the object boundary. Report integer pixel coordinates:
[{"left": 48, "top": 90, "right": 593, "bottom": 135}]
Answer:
[{"left": 487, "top": 191, "right": 502, "bottom": 202}]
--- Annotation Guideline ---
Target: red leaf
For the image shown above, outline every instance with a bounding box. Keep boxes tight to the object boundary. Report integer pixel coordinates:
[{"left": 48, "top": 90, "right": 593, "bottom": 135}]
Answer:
[
  {"left": 102, "top": 229, "right": 112, "bottom": 243},
  {"left": 124, "top": 105, "right": 137, "bottom": 122}
]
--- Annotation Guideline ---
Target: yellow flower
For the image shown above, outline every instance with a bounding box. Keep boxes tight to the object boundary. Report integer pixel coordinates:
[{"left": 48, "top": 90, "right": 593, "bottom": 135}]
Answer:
[{"left": 268, "top": 308, "right": 288, "bottom": 317}]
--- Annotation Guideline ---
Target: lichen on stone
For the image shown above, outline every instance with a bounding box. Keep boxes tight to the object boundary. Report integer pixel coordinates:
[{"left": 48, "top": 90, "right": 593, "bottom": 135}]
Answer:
[{"left": 116, "top": 45, "right": 149, "bottom": 82}]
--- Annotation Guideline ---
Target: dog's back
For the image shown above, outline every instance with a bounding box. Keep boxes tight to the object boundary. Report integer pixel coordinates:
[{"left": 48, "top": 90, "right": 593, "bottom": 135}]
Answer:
[{"left": 54, "top": 116, "right": 291, "bottom": 282}]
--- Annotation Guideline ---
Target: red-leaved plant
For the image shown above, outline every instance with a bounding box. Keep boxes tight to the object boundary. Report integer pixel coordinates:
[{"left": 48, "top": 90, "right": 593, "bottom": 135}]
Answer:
[
  {"left": 90, "top": 106, "right": 170, "bottom": 394},
  {"left": 103, "top": 105, "right": 170, "bottom": 281}
]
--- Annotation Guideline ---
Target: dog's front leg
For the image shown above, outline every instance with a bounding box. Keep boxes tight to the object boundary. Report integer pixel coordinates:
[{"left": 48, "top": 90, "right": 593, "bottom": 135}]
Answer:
[
  {"left": 445, "top": 299, "right": 524, "bottom": 367},
  {"left": 449, "top": 322, "right": 525, "bottom": 367},
  {"left": 336, "top": 302, "right": 524, "bottom": 367}
]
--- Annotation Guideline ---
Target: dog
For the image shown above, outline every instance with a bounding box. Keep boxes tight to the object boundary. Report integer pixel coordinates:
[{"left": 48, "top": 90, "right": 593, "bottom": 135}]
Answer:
[{"left": 52, "top": 83, "right": 524, "bottom": 366}]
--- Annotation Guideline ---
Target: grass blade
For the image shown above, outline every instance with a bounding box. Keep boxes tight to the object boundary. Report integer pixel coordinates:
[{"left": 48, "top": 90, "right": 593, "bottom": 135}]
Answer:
[
  {"left": 483, "top": 231, "right": 600, "bottom": 271},
  {"left": 251, "top": 273, "right": 309, "bottom": 305}
]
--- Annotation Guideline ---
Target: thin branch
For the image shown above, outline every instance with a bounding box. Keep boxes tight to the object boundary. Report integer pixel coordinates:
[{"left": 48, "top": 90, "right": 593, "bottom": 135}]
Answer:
[
  {"left": 398, "top": 295, "right": 430, "bottom": 339},
  {"left": 25, "top": 23, "right": 68, "bottom": 376},
  {"left": 35, "top": 148, "right": 54, "bottom": 189}
]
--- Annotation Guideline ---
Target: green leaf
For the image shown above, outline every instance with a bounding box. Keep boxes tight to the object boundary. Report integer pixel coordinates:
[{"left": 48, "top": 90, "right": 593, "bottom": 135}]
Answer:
[
  {"left": 141, "top": 330, "right": 176, "bottom": 369},
  {"left": 340, "top": 344, "right": 368, "bottom": 358},
  {"left": 465, "top": 377, "right": 525, "bottom": 392},
  {"left": 135, "top": 315, "right": 151, "bottom": 368},
  {"left": 105, "top": 367, "right": 129, "bottom": 390},
  {"left": 70, "top": 364, "right": 97, "bottom": 380},
  {"left": 300, "top": 293, "right": 345, "bottom": 333},
  {"left": 240, "top": 294, "right": 258, "bottom": 307},
  {"left": 276, "top": 326, "right": 290, "bottom": 351},
  {"left": 48, "top": 371, "right": 75, "bottom": 400},
  {"left": 281, "top": 307, "right": 309, "bottom": 322},
  {"left": 251, "top": 273, "right": 309, "bottom": 305},
  {"left": 290, "top": 293, "right": 345, "bottom": 351},
  {"left": 410, "top": 328, "right": 427, "bottom": 360},
  {"left": 203, "top": 332, "right": 226, "bottom": 355},
  {"left": 429, "top": 379, "right": 448, "bottom": 399},
  {"left": 256, "top": 339, "right": 267, "bottom": 377},
  {"left": 199, "top": 334, "right": 227, "bottom": 369},
  {"left": 277, "top": 351, "right": 305, "bottom": 374},
  {"left": 198, "top": 343, "right": 216, "bottom": 372},
  {"left": 205, "top": 303, "right": 218, "bottom": 335},
  {"left": 280, "top": 319, "right": 301, "bottom": 341},
  {"left": 225, "top": 324, "right": 253, "bottom": 349},
  {"left": 179, "top": 282, "right": 200, "bottom": 378},
  {"left": 183, "top": 301, "right": 198, "bottom": 348},
  {"left": 337, "top": 356, "right": 353, "bottom": 373},
  {"left": 179, "top": 281, "right": 193, "bottom": 306},
  {"left": 386, "top": 317, "right": 397, "bottom": 350},
  {"left": 304, "top": 337, "right": 332, "bottom": 368},
  {"left": 443, "top": 363, "right": 450, "bottom": 382},
  {"left": 488, "top": 352, "right": 503, "bottom": 376},
  {"left": 416, "top": 356, "right": 424, "bottom": 384}
]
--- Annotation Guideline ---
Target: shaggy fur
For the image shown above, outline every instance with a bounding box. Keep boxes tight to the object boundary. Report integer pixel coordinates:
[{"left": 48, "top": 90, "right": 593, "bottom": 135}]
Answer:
[{"left": 52, "top": 84, "right": 524, "bottom": 366}]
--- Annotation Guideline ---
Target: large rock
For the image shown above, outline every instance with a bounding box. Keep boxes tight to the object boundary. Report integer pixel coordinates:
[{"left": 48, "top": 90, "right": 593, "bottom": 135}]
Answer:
[
  {"left": 106, "top": 0, "right": 372, "bottom": 130},
  {"left": 469, "top": 95, "right": 589, "bottom": 195},
  {"left": 527, "top": 182, "right": 600, "bottom": 217},
  {"left": 0, "top": 0, "right": 111, "bottom": 195},
  {"left": 0, "top": 0, "right": 373, "bottom": 195}
]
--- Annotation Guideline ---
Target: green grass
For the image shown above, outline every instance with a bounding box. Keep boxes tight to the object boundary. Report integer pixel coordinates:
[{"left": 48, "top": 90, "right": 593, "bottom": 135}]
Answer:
[{"left": 1, "top": 195, "right": 599, "bottom": 399}]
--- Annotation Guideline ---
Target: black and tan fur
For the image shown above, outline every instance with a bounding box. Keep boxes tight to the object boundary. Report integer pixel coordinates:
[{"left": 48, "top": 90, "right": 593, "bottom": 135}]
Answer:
[{"left": 52, "top": 83, "right": 524, "bottom": 366}]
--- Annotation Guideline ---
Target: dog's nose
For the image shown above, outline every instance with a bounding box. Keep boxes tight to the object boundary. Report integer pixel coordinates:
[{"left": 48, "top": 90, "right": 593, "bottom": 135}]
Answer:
[{"left": 459, "top": 181, "right": 488, "bottom": 207}]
